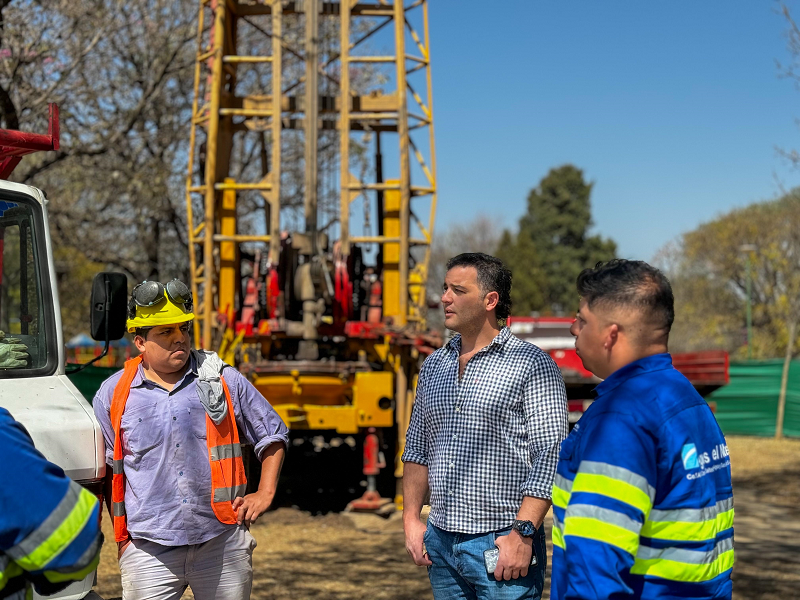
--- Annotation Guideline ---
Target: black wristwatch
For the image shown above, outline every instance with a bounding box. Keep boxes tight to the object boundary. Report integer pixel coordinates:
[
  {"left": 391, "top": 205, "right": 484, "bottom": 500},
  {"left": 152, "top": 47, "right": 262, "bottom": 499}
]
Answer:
[{"left": 512, "top": 519, "right": 536, "bottom": 538}]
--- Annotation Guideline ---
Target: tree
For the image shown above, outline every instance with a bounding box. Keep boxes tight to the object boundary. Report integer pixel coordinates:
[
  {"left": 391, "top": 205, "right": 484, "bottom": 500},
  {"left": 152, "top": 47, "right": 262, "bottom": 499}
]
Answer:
[
  {"left": 779, "top": 2, "right": 800, "bottom": 168},
  {"left": 0, "top": 0, "right": 198, "bottom": 339},
  {"left": 495, "top": 229, "right": 545, "bottom": 317},
  {"left": 654, "top": 241, "right": 744, "bottom": 354},
  {"left": 657, "top": 190, "right": 800, "bottom": 358},
  {"left": 2, "top": 0, "right": 197, "bottom": 282},
  {"left": 497, "top": 165, "right": 616, "bottom": 316},
  {"left": 0, "top": 0, "right": 383, "bottom": 337}
]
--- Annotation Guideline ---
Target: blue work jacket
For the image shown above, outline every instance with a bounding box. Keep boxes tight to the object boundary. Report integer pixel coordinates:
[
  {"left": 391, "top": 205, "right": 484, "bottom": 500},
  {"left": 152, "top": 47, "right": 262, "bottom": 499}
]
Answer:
[
  {"left": 0, "top": 407, "right": 102, "bottom": 599},
  {"left": 551, "top": 353, "right": 733, "bottom": 600}
]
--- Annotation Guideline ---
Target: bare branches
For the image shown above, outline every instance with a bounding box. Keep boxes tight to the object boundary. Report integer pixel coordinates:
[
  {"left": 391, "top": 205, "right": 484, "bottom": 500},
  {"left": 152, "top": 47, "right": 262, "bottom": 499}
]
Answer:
[
  {"left": 778, "top": 3, "right": 800, "bottom": 168},
  {"left": 0, "top": 0, "right": 195, "bottom": 299},
  {"left": 0, "top": 0, "right": 387, "bottom": 336}
]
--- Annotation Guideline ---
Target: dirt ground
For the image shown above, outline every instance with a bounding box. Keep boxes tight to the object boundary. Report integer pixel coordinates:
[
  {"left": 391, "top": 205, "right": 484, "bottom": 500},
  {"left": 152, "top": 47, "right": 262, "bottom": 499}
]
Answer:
[{"left": 94, "top": 435, "right": 800, "bottom": 600}]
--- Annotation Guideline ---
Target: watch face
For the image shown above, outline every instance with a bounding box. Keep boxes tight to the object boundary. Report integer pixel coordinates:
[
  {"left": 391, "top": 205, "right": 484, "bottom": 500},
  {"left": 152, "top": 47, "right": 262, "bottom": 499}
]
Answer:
[{"left": 514, "top": 520, "right": 535, "bottom": 537}]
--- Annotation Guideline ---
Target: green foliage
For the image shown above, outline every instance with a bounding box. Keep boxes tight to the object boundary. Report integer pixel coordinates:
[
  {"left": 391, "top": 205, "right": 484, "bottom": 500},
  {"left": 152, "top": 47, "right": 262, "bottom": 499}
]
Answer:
[
  {"left": 659, "top": 190, "right": 800, "bottom": 358},
  {"left": 499, "top": 165, "right": 616, "bottom": 315},
  {"left": 495, "top": 229, "right": 545, "bottom": 316}
]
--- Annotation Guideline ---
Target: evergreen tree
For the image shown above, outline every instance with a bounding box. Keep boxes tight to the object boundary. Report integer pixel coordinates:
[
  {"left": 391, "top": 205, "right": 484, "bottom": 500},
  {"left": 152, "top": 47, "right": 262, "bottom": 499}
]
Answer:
[
  {"left": 496, "top": 229, "right": 545, "bottom": 316},
  {"left": 502, "top": 165, "right": 616, "bottom": 315}
]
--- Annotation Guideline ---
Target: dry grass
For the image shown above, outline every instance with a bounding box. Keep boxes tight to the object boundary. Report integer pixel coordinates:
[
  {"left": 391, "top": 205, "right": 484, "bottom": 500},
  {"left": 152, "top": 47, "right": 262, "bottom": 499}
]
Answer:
[
  {"left": 94, "top": 509, "right": 432, "bottom": 600},
  {"left": 727, "top": 435, "right": 800, "bottom": 478},
  {"left": 726, "top": 436, "right": 800, "bottom": 599}
]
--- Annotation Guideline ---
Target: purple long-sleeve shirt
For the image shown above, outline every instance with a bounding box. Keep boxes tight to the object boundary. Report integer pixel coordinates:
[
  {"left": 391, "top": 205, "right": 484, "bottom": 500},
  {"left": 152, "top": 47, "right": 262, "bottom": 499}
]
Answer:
[{"left": 93, "top": 355, "right": 289, "bottom": 546}]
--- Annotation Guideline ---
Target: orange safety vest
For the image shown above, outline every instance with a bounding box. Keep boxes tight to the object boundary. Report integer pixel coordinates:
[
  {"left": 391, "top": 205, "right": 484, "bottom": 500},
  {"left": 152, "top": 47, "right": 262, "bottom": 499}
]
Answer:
[{"left": 109, "top": 356, "right": 247, "bottom": 542}]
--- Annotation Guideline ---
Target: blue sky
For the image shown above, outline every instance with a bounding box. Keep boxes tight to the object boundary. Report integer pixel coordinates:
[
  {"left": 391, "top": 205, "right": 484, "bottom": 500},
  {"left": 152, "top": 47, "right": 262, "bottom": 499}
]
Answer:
[{"left": 427, "top": 1, "right": 800, "bottom": 260}]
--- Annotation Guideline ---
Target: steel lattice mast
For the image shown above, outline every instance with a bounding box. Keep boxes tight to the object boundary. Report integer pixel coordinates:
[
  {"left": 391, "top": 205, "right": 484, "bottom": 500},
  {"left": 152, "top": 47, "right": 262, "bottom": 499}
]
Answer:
[{"left": 184, "top": 0, "right": 437, "bottom": 350}]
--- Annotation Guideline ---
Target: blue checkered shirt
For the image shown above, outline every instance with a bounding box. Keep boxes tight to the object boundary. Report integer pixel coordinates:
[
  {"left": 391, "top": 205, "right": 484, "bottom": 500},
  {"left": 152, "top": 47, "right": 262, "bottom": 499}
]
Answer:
[{"left": 402, "top": 327, "right": 569, "bottom": 534}]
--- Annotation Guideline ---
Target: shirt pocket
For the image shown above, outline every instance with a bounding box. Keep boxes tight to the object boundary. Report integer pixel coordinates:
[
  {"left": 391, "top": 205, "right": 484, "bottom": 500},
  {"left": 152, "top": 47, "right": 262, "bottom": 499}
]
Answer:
[
  {"left": 121, "top": 403, "right": 165, "bottom": 456},
  {"left": 191, "top": 404, "right": 208, "bottom": 440}
]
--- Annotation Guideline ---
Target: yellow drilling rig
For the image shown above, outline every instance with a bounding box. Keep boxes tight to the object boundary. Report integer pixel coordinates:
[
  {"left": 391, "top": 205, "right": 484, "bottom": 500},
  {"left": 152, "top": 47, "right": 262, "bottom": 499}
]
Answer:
[{"left": 184, "top": 0, "right": 438, "bottom": 510}]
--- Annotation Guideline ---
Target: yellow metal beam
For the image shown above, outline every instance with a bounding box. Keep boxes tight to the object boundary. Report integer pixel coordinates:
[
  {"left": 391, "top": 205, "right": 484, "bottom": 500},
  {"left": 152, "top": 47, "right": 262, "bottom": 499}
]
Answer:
[
  {"left": 186, "top": 0, "right": 207, "bottom": 349},
  {"left": 201, "top": 1, "right": 227, "bottom": 349},
  {"left": 339, "top": 0, "right": 351, "bottom": 256},
  {"left": 394, "top": 0, "right": 410, "bottom": 326},
  {"left": 269, "top": 0, "right": 282, "bottom": 265},
  {"left": 383, "top": 182, "right": 401, "bottom": 320},
  {"left": 218, "top": 178, "right": 237, "bottom": 325},
  {"left": 258, "top": 371, "right": 393, "bottom": 434}
]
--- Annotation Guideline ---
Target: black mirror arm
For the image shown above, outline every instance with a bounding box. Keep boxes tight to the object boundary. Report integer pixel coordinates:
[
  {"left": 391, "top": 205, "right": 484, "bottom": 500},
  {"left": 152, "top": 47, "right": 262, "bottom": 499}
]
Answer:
[{"left": 67, "top": 280, "right": 113, "bottom": 375}]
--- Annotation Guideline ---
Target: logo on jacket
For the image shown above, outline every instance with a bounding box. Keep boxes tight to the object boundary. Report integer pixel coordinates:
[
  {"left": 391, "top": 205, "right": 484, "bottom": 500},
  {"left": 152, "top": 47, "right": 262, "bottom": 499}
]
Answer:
[{"left": 681, "top": 443, "right": 699, "bottom": 470}]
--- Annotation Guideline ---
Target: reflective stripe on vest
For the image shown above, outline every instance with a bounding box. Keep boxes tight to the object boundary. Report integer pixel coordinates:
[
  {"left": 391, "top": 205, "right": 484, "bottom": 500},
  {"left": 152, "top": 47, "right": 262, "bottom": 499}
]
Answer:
[
  {"left": 206, "top": 377, "right": 248, "bottom": 524},
  {"left": 109, "top": 356, "right": 247, "bottom": 542},
  {"left": 0, "top": 554, "right": 19, "bottom": 591}
]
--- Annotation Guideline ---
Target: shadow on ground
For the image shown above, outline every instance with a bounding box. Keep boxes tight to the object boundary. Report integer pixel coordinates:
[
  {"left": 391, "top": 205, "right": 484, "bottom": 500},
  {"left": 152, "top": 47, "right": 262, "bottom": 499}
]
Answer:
[{"left": 247, "top": 509, "right": 432, "bottom": 600}]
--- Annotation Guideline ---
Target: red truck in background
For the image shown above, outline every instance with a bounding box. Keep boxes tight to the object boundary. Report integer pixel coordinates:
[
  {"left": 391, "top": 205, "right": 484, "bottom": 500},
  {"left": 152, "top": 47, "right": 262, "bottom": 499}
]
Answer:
[{"left": 506, "top": 316, "right": 729, "bottom": 425}]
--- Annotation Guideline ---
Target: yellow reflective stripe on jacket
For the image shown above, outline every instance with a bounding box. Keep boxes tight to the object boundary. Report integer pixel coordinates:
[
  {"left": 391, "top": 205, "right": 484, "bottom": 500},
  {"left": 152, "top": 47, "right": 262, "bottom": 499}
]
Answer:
[
  {"left": 563, "top": 504, "right": 642, "bottom": 555},
  {"left": 552, "top": 474, "right": 572, "bottom": 510},
  {"left": 42, "top": 550, "right": 101, "bottom": 584},
  {"left": 552, "top": 525, "right": 566, "bottom": 550},
  {"left": 642, "top": 498, "right": 734, "bottom": 541},
  {"left": 631, "top": 537, "right": 734, "bottom": 582},
  {"left": 41, "top": 519, "right": 103, "bottom": 584},
  {"left": 552, "top": 513, "right": 565, "bottom": 549},
  {"left": 7, "top": 482, "right": 97, "bottom": 572},
  {"left": 572, "top": 461, "right": 655, "bottom": 515}
]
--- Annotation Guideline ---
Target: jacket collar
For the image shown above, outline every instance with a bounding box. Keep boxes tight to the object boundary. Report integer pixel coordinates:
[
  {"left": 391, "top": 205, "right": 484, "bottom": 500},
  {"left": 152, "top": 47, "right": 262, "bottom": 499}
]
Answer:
[{"left": 594, "top": 353, "right": 674, "bottom": 397}]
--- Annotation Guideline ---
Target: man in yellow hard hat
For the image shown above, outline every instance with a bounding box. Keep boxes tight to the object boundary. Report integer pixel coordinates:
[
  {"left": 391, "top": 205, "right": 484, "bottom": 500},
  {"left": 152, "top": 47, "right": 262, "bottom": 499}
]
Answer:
[{"left": 93, "top": 279, "right": 289, "bottom": 600}]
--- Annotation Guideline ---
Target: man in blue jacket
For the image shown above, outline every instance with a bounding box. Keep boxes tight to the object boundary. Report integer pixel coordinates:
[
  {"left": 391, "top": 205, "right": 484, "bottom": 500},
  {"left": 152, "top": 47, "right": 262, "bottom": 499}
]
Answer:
[
  {"left": 0, "top": 407, "right": 103, "bottom": 600},
  {"left": 551, "top": 259, "right": 733, "bottom": 600}
]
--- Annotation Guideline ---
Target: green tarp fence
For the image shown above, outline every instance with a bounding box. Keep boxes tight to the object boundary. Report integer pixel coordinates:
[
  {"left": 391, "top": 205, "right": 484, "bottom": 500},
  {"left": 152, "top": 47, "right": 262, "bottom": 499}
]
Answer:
[{"left": 707, "top": 360, "right": 800, "bottom": 438}]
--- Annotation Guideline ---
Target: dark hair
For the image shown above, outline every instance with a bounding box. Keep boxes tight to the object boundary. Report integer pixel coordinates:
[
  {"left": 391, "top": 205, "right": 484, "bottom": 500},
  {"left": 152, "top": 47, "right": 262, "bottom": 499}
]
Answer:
[
  {"left": 446, "top": 253, "right": 513, "bottom": 320},
  {"left": 576, "top": 259, "right": 674, "bottom": 332}
]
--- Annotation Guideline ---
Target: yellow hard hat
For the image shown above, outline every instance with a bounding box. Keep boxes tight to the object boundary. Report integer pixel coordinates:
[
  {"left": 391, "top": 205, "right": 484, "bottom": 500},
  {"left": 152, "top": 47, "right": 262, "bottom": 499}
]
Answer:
[{"left": 127, "top": 280, "right": 195, "bottom": 332}]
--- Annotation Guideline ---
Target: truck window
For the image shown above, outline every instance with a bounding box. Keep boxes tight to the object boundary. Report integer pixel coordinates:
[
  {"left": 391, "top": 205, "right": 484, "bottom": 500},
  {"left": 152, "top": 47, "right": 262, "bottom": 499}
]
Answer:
[{"left": 0, "top": 200, "right": 47, "bottom": 370}]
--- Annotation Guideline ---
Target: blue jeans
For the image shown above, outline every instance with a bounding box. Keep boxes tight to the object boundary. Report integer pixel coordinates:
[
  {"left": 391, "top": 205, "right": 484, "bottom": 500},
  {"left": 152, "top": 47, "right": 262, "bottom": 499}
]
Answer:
[{"left": 424, "top": 522, "right": 546, "bottom": 600}]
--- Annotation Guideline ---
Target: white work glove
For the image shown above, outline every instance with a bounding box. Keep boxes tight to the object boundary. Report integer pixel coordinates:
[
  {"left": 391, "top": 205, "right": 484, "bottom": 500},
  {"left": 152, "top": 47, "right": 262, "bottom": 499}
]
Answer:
[{"left": 0, "top": 331, "right": 28, "bottom": 368}]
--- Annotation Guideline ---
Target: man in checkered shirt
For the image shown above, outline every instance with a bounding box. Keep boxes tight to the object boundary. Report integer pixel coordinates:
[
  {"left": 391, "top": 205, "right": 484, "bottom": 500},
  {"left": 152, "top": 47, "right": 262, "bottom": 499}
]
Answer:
[{"left": 402, "top": 253, "right": 568, "bottom": 600}]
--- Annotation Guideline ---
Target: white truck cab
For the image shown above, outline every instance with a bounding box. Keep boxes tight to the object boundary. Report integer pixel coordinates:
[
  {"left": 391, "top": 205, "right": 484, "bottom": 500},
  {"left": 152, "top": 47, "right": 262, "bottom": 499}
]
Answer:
[{"left": 0, "top": 179, "right": 106, "bottom": 600}]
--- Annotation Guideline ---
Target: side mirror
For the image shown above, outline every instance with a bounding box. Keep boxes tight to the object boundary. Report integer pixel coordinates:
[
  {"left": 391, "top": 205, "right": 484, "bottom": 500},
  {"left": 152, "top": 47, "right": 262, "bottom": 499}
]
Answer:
[{"left": 90, "top": 272, "right": 127, "bottom": 341}]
